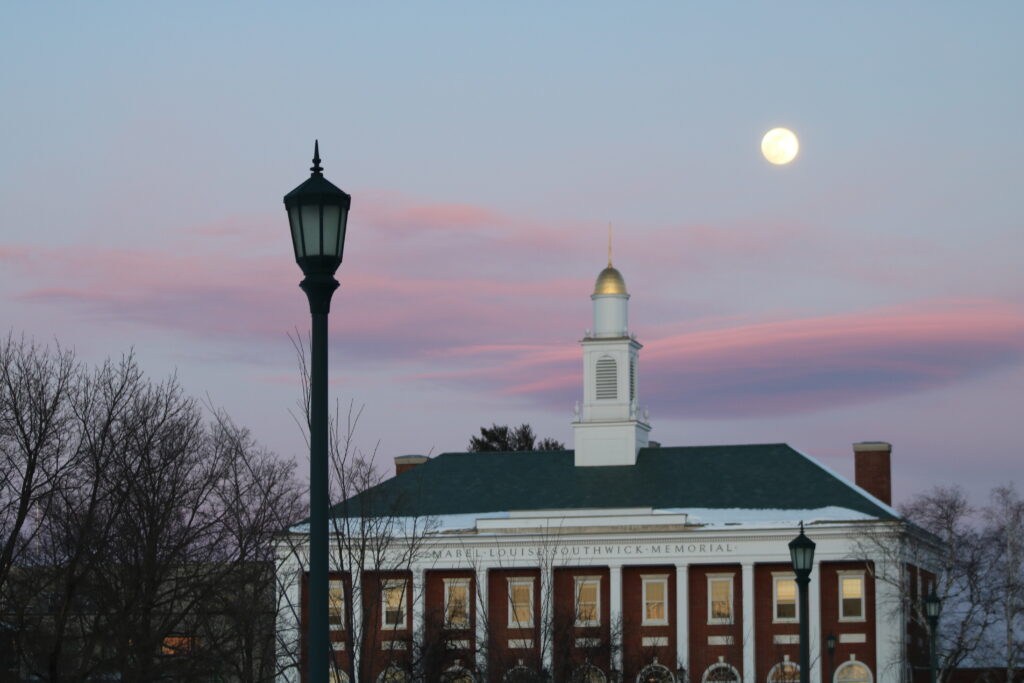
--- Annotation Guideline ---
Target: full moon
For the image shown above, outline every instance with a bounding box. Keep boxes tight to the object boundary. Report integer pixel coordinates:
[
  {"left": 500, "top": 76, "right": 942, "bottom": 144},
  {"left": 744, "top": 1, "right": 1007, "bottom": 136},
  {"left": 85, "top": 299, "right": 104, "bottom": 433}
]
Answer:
[{"left": 761, "top": 127, "right": 799, "bottom": 165}]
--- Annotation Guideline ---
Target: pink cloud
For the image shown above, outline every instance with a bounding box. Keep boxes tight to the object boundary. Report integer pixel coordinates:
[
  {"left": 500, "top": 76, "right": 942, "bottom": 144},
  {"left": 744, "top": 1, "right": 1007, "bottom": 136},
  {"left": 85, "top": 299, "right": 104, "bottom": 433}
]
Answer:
[
  {"left": 403, "top": 300, "right": 1024, "bottom": 418},
  {"left": 4, "top": 193, "right": 1022, "bottom": 418}
]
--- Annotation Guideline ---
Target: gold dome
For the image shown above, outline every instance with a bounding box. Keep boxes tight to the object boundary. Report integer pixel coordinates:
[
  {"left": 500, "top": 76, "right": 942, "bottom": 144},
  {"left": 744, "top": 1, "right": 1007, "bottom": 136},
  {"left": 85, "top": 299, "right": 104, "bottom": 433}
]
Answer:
[{"left": 593, "top": 266, "right": 627, "bottom": 295}]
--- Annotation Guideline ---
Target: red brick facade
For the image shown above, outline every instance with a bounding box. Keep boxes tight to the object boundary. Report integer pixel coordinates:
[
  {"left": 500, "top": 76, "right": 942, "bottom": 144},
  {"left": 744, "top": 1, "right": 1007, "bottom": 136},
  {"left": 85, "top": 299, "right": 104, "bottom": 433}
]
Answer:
[{"left": 300, "top": 561, "right": 895, "bottom": 682}]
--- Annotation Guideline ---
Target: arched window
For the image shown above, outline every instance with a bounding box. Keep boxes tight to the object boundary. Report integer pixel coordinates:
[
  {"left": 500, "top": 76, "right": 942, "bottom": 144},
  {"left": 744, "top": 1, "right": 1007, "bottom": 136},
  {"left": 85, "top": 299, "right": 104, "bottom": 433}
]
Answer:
[
  {"left": 834, "top": 660, "right": 872, "bottom": 683},
  {"left": 572, "top": 663, "right": 608, "bottom": 683},
  {"left": 595, "top": 356, "right": 617, "bottom": 399},
  {"left": 442, "top": 664, "right": 476, "bottom": 683},
  {"left": 766, "top": 660, "right": 799, "bottom": 682},
  {"left": 637, "top": 661, "right": 675, "bottom": 683},
  {"left": 701, "top": 661, "right": 740, "bottom": 682},
  {"left": 377, "top": 665, "right": 410, "bottom": 683},
  {"left": 503, "top": 663, "right": 540, "bottom": 683}
]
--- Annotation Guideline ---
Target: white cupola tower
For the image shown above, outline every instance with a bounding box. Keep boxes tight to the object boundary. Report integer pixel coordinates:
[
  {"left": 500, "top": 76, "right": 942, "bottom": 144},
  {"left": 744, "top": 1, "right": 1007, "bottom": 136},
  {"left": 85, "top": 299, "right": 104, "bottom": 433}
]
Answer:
[{"left": 572, "top": 247, "right": 651, "bottom": 467}]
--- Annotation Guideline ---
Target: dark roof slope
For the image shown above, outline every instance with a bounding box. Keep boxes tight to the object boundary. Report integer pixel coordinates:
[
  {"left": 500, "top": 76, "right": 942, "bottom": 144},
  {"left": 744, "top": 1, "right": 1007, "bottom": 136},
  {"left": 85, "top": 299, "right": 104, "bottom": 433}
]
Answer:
[{"left": 325, "top": 444, "right": 896, "bottom": 522}]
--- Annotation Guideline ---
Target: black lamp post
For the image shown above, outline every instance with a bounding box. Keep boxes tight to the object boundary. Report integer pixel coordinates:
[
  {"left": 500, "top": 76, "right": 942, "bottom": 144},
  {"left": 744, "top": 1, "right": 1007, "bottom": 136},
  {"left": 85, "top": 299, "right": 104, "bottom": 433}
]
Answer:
[
  {"left": 925, "top": 591, "right": 942, "bottom": 683},
  {"left": 826, "top": 632, "right": 836, "bottom": 683},
  {"left": 284, "top": 141, "right": 351, "bottom": 682},
  {"left": 789, "top": 522, "right": 816, "bottom": 683}
]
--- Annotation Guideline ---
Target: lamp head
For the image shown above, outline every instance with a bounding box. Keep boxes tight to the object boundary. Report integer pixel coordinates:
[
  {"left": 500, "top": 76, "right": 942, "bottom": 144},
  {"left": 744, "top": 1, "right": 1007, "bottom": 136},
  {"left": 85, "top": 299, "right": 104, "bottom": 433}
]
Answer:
[
  {"left": 788, "top": 521, "right": 816, "bottom": 575},
  {"left": 284, "top": 140, "right": 351, "bottom": 277}
]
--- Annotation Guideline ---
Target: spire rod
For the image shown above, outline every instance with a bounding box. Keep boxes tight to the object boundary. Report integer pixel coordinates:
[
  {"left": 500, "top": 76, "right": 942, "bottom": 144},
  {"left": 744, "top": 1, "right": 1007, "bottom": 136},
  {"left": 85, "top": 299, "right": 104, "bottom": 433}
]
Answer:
[
  {"left": 310, "top": 140, "right": 323, "bottom": 177},
  {"left": 607, "top": 222, "right": 613, "bottom": 267}
]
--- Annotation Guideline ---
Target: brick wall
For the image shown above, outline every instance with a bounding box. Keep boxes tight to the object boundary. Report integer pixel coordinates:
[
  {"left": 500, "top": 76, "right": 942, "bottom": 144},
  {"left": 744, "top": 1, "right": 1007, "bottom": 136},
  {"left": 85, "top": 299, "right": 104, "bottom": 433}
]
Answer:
[
  {"left": 423, "top": 570, "right": 476, "bottom": 680},
  {"left": 487, "top": 568, "right": 542, "bottom": 682},
  {"left": 551, "top": 567, "right": 612, "bottom": 680},
  {"left": 819, "top": 561, "right": 876, "bottom": 680},
  {"left": 360, "top": 570, "right": 413, "bottom": 682},
  {"left": 754, "top": 563, "right": 801, "bottom": 682},
  {"left": 687, "top": 564, "right": 745, "bottom": 680},
  {"left": 622, "top": 565, "right": 676, "bottom": 681}
]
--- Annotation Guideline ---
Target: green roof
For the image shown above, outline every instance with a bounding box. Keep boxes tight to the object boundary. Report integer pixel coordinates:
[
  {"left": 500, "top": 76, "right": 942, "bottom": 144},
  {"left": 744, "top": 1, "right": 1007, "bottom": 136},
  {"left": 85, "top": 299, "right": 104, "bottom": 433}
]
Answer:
[{"left": 325, "top": 443, "right": 896, "bottom": 522}]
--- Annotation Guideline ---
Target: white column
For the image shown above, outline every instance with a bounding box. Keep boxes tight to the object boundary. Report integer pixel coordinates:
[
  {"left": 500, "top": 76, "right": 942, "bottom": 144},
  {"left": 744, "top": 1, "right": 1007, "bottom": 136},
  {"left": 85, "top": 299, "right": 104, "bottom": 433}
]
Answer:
[
  {"left": 742, "top": 563, "right": 755, "bottom": 683},
  {"left": 475, "top": 566, "right": 489, "bottom": 674},
  {"left": 874, "top": 559, "right": 904, "bottom": 682},
  {"left": 276, "top": 553, "right": 303, "bottom": 683},
  {"left": 411, "top": 568, "right": 425, "bottom": 645},
  {"left": 675, "top": 565, "right": 689, "bottom": 673},
  {"left": 609, "top": 564, "right": 623, "bottom": 671},
  {"left": 541, "top": 569, "right": 553, "bottom": 673},
  {"left": 809, "top": 562, "right": 821, "bottom": 683},
  {"left": 350, "top": 567, "right": 363, "bottom": 678}
]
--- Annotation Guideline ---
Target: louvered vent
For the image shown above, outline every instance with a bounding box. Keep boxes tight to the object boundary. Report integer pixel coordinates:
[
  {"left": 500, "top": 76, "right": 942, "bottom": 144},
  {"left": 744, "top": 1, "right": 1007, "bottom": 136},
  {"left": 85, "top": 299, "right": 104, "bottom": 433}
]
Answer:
[
  {"left": 595, "top": 356, "right": 617, "bottom": 399},
  {"left": 630, "top": 357, "right": 636, "bottom": 401}
]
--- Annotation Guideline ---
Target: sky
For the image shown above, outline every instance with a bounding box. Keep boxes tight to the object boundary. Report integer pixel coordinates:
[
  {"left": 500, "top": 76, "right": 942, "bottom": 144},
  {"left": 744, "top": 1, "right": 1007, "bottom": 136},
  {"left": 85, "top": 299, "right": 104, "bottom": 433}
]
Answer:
[{"left": 1, "top": 2, "right": 1022, "bottom": 506}]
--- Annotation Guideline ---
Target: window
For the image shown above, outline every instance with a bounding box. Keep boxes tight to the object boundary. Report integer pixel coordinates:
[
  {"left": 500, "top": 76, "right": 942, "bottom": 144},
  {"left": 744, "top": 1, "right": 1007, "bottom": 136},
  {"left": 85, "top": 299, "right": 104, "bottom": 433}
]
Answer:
[
  {"left": 595, "top": 356, "right": 617, "bottom": 399},
  {"left": 834, "top": 659, "right": 873, "bottom": 683},
  {"left": 329, "top": 579, "right": 345, "bottom": 630},
  {"left": 642, "top": 575, "right": 668, "bottom": 626},
  {"left": 329, "top": 671, "right": 351, "bottom": 683},
  {"left": 571, "top": 663, "right": 607, "bottom": 683},
  {"left": 767, "top": 657, "right": 799, "bottom": 682},
  {"left": 707, "top": 574, "right": 733, "bottom": 624},
  {"left": 441, "top": 665, "right": 476, "bottom": 683},
  {"left": 773, "top": 573, "right": 798, "bottom": 622},
  {"left": 839, "top": 572, "right": 865, "bottom": 621},
  {"left": 504, "top": 663, "right": 539, "bottom": 683},
  {"left": 638, "top": 661, "right": 674, "bottom": 682},
  {"left": 381, "top": 580, "right": 407, "bottom": 629},
  {"left": 161, "top": 635, "right": 197, "bottom": 655},
  {"left": 444, "top": 578, "right": 471, "bottom": 629},
  {"left": 377, "top": 666, "right": 410, "bottom": 683},
  {"left": 702, "top": 659, "right": 740, "bottom": 682},
  {"left": 574, "top": 576, "right": 601, "bottom": 626},
  {"left": 508, "top": 578, "right": 534, "bottom": 628}
]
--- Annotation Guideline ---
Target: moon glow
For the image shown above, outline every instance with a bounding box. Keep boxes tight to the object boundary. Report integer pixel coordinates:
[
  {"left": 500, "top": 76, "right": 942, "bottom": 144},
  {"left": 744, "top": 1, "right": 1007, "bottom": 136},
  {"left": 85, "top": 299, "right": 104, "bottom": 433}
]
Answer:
[{"left": 761, "top": 127, "right": 799, "bottom": 165}]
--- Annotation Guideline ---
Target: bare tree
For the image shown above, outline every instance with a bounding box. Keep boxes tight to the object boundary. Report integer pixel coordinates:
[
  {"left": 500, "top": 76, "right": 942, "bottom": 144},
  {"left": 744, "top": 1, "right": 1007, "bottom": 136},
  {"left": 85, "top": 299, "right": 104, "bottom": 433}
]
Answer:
[
  {"left": 853, "top": 486, "right": 999, "bottom": 683},
  {"left": 980, "top": 485, "right": 1024, "bottom": 683},
  {"left": 3, "top": 341, "right": 305, "bottom": 682},
  {"left": 0, "top": 334, "right": 77, "bottom": 590},
  {"left": 275, "top": 334, "right": 437, "bottom": 683}
]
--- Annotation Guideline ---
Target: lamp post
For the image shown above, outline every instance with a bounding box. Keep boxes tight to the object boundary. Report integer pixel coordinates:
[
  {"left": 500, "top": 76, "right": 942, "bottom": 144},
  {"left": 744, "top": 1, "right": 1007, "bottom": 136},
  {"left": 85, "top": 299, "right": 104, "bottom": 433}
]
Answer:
[
  {"left": 789, "top": 522, "right": 816, "bottom": 683},
  {"left": 826, "top": 632, "right": 836, "bottom": 683},
  {"left": 284, "top": 141, "right": 351, "bottom": 682},
  {"left": 925, "top": 591, "right": 942, "bottom": 683}
]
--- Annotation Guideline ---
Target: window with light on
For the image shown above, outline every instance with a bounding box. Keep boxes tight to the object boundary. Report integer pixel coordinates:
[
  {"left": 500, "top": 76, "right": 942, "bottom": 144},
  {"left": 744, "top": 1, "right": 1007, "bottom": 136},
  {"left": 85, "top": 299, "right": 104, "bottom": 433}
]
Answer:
[{"left": 382, "top": 581, "right": 407, "bottom": 628}]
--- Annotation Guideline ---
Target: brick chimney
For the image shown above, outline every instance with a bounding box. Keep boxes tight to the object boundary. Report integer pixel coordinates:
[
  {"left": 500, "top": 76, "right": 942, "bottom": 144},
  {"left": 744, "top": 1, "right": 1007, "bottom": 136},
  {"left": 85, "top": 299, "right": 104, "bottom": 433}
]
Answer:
[
  {"left": 394, "top": 454, "right": 429, "bottom": 476},
  {"left": 853, "top": 442, "right": 892, "bottom": 506}
]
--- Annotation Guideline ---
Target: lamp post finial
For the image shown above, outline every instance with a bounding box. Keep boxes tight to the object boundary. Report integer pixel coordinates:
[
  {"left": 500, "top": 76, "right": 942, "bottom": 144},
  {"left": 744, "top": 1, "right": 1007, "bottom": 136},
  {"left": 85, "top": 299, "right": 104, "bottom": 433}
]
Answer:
[{"left": 311, "top": 140, "right": 323, "bottom": 177}]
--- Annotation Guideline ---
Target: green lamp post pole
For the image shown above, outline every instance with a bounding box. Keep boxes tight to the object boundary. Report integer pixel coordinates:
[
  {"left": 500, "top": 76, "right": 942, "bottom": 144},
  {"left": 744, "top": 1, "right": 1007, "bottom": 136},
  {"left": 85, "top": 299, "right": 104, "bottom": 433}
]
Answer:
[
  {"left": 284, "top": 142, "right": 351, "bottom": 682},
  {"left": 826, "top": 632, "right": 836, "bottom": 683},
  {"left": 789, "top": 523, "right": 816, "bottom": 683},
  {"left": 926, "top": 591, "right": 942, "bottom": 683}
]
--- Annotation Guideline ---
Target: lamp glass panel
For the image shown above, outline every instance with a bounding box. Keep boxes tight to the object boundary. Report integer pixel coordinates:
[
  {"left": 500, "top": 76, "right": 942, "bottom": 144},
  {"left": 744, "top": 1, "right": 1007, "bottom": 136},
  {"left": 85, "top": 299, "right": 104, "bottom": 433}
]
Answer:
[
  {"left": 337, "top": 208, "right": 348, "bottom": 257},
  {"left": 790, "top": 541, "right": 814, "bottom": 571},
  {"left": 322, "top": 205, "right": 341, "bottom": 258},
  {"left": 301, "top": 204, "right": 321, "bottom": 257},
  {"left": 289, "top": 206, "right": 304, "bottom": 258}
]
